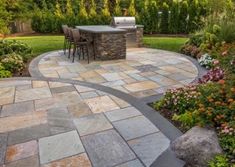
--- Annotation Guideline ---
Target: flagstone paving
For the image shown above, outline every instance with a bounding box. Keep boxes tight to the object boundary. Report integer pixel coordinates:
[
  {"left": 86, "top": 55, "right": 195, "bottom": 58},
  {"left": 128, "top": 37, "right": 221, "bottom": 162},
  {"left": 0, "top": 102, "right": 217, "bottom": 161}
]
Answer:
[
  {"left": 0, "top": 79, "right": 171, "bottom": 167},
  {"left": 35, "top": 48, "right": 198, "bottom": 98}
]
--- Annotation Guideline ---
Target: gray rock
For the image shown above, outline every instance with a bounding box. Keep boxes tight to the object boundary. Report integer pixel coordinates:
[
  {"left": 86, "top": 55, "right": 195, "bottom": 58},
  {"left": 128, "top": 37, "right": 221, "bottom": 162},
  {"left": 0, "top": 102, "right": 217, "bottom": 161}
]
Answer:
[{"left": 171, "top": 126, "right": 223, "bottom": 167}]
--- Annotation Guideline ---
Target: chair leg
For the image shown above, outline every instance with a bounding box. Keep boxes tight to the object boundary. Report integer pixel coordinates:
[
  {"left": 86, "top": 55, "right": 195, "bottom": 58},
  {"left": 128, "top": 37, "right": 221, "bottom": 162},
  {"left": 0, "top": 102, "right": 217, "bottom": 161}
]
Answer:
[
  {"left": 68, "top": 42, "right": 72, "bottom": 59},
  {"left": 72, "top": 45, "right": 76, "bottom": 63},
  {"left": 86, "top": 44, "right": 90, "bottom": 64},
  {"left": 82, "top": 46, "right": 85, "bottom": 60},
  {"left": 63, "top": 37, "right": 66, "bottom": 55}
]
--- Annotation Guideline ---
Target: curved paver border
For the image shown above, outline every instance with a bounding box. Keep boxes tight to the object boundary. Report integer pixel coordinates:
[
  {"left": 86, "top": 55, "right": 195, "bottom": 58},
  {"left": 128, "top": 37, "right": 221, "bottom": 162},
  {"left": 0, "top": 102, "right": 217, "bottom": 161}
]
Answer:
[{"left": 4, "top": 49, "right": 207, "bottom": 167}]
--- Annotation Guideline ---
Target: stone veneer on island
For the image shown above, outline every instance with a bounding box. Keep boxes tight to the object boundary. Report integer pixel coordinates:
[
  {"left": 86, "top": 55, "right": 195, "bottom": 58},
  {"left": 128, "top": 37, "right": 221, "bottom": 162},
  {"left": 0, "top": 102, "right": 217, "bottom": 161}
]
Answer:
[{"left": 77, "top": 26, "right": 127, "bottom": 61}]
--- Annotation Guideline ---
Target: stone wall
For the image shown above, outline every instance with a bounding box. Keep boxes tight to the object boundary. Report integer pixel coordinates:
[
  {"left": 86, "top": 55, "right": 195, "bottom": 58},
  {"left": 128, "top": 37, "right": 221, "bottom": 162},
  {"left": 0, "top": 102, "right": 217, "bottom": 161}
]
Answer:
[
  {"left": 80, "top": 32, "right": 126, "bottom": 61},
  {"left": 136, "top": 27, "right": 144, "bottom": 47}
]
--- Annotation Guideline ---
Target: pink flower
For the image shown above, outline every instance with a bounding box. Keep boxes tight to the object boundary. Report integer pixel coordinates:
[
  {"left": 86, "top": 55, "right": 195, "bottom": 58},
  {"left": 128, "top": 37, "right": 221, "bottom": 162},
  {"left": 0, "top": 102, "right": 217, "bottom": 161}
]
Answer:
[
  {"left": 213, "top": 60, "right": 220, "bottom": 65},
  {"left": 222, "top": 51, "right": 228, "bottom": 56}
]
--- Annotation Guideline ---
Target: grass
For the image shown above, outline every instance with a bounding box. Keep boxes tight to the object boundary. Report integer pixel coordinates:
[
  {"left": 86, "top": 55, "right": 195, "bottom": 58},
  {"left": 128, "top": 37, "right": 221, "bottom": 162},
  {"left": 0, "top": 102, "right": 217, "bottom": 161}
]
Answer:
[
  {"left": 7, "top": 36, "right": 64, "bottom": 56},
  {"left": 6, "top": 36, "right": 188, "bottom": 56},
  {"left": 143, "top": 37, "right": 188, "bottom": 53}
]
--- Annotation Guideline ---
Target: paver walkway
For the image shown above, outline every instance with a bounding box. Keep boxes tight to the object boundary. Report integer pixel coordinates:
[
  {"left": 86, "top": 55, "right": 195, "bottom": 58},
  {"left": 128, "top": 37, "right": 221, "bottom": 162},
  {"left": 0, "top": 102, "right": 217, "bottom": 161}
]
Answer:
[
  {"left": 0, "top": 79, "right": 170, "bottom": 167},
  {"left": 0, "top": 48, "right": 202, "bottom": 167},
  {"left": 35, "top": 48, "right": 198, "bottom": 98}
]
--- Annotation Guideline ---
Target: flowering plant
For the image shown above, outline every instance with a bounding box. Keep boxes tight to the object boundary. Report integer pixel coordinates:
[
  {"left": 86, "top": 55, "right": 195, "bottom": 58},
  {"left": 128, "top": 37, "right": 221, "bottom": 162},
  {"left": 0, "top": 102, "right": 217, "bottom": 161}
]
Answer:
[{"left": 198, "top": 53, "right": 214, "bottom": 69}]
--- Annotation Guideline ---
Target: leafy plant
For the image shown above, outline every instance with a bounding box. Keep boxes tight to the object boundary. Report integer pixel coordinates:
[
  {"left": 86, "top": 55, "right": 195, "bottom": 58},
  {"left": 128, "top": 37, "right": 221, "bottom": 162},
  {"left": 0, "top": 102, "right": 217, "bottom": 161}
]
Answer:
[
  {"left": 0, "top": 53, "right": 24, "bottom": 73},
  {"left": 209, "top": 155, "right": 229, "bottom": 167},
  {"left": 0, "top": 63, "right": 11, "bottom": 78}
]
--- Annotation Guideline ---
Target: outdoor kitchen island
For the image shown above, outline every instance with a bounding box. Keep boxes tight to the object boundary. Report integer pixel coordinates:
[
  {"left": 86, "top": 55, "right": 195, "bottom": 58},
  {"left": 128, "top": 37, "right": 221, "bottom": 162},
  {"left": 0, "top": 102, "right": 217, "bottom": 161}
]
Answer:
[{"left": 76, "top": 25, "right": 127, "bottom": 60}]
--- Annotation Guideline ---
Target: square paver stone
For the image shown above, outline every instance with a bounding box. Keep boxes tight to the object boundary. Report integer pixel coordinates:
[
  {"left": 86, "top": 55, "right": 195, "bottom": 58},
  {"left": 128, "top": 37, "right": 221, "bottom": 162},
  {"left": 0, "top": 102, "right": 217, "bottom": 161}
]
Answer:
[
  {"left": 74, "top": 113, "right": 113, "bottom": 136},
  {"left": 128, "top": 132, "right": 170, "bottom": 167},
  {"left": 15, "top": 87, "right": 52, "bottom": 102},
  {"left": 39, "top": 130, "right": 84, "bottom": 164},
  {"left": 105, "top": 107, "right": 141, "bottom": 122},
  {"left": 80, "top": 91, "right": 99, "bottom": 99},
  {"left": 85, "top": 96, "right": 120, "bottom": 113},
  {"left": 0, "top": 134, "right": 7, "bottom": 165},
  {"left": 5, "top": 140, "right": 38, "bottom": 163},
  {"left": 5, "top": 155, "right": 39, "bottom": 167},
  {"left": 101, "top": 73, "right": 123, "bottom": 81},
  {"left": 0, "top": 87, "right": 15, "bottom": 105},
  {"left": 68, "top": 102, "right": 92, "bottom": 118},
  {"left": 124, "top": 81, "right": 159, "bottom": 92},
  {"left": 1, "top": 101, "right": 34, "bottom": 117},
  {"left": 116, "top": 159, "right": 144, "bottom": 167},
  {"left": 113, "top": 116, "right": 159, "bottom": 140},
  {"left": 82, "top": 130, "right": 136, "bottom": 167},
  {"left": 8, "top": 124, "right": 50, "bottom": 146},
  {"left": 42, "top": 153, "right": 91, "bottom": 167}
]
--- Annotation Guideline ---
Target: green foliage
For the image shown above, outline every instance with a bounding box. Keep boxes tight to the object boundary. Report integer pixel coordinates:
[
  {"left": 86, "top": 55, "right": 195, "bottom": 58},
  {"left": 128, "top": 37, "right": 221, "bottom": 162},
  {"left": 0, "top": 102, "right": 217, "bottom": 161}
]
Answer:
[
  {"left": 160, "top": 2, "right": 169, "bottom": 33},
  {"left": 101, "top": 0, "right": 111, "bottom": 24},
  {"left": 169, "top": 0, "right": 179, "bottom": 33},
  {"left": 114, "top": 0, "right": 122, "bottom": 16},
  {"left": 0, "top": 40, "right": 32, "bottom": 62},
  {"left": 219, "top": 135, "right": 235, "bottom": 159},
  {"left": 209, "top": 155, "right": 229, "bottom": 167},
  {"left": 89, "top": 0, "right": 98, "bottom": 24},
  {"left": 128, "top": 0, "right": 136, "bottom": 16},
  {"left": 0, "top": 63, "right": 12, "bottom": 78},
  {"left": 0, "top": 53, "right": 24, "bottom": 73},
  {"left": 178, "top": 1, "right": 188, "bottom": 33},
  {"left": 147, "top": 1, "right": 159, "bottom": 34},
  {"left": 218, "top": 21, "right": 235, "bottom": 43},
  {"left": 77, "top": 0, "right": 88, "bottom": 25}
]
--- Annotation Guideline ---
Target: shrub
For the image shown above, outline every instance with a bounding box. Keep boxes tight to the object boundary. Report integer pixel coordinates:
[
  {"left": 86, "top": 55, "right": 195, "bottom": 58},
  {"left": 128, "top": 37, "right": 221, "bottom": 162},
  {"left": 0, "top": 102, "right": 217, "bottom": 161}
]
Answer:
[
  {"left": 0, "top": 53, "right": 24, "bottom": 73},
  {"left": 209, "top": 155, "right": 229, "bottom": 167},
  {"left": 0, "top": 40, "right": 32, "bottom": 62},
  {"left": 219, "top": 21, "right": 235, "bottom": 43},
  {"left": 0, "top": 63, "right": 11, "bottom": 78},
  {"left": 178, "top": 1, "right": 188, "bottom": 33},
  {"left": 169, "top": 0, "right": 179, "bottom": 34}
]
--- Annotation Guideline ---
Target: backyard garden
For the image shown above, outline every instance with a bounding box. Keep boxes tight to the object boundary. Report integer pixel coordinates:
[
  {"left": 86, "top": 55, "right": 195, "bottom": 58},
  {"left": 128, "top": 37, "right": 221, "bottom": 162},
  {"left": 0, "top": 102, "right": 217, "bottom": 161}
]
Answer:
[{"left": 0, "top": 0, "right": 235, "bottom": 167}]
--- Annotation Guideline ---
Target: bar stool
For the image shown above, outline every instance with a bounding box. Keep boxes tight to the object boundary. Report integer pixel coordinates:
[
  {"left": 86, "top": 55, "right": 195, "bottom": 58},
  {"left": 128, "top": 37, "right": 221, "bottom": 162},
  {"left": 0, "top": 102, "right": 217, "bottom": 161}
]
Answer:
[
  {"left": 67, "top": 28, "right": 75, "bottom": 59},
  {"left": 62, "top": 25, "right": 69, "bottom": 55},
  {"left": 71, "top": 29, "right": 92, "bottom": 64}
]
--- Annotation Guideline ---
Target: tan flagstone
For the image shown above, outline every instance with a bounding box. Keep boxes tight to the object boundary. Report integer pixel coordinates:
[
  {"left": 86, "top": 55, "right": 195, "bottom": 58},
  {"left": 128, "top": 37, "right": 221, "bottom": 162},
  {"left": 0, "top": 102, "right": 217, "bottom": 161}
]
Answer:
[
  {"left": 124, "top": 81, "right": 160, "bottom": 92},
  {"left": 85, "top": 96, "right": 120, "bottom": 113},
  {"left": 15, "top": 87, "right": 52, "bottom": 102},
  {"left": 80, "top": 71, "right": 99, "bottom": 79},
  {"left": 68, "top": 102, "right": 92, "bottom": 118},
  {"left": 5, "top": 140, "right": 38, "bottom": 163},
  {"left": 32, "top": 81, "right": 48, "bottom": 88},
  {"left": 0, "top": 111, "right": 47, "bottom": 133},
  {"left": 49, "top": 82, "right": 71, "bottom": 88},
  {"left": 123, "top": 78, "right": 137, "bottom": 84},
  {"left": 74, "top": 85, "right": 94, "bottom": 93},
  {"left": 0, "top": 87, "right": 15, "bottom": 105},
  {"left": 43, "top": 153, "right": 92, "bottom": 167},
  {"left": 110, "top": 95, "right": 130, "bottom": 108},
  {"left": 84, "top": 76, "right": 106, "bottom": 84}
]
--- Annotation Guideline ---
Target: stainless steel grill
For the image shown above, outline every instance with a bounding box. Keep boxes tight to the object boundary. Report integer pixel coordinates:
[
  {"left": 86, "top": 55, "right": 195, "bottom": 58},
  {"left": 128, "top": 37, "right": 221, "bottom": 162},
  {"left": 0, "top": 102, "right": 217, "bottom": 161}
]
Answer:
[
  {"left": 111, "top": 17, "right": 137, "bottom": 30},
  {"left": 111, "top": 17, "right": 138, "bottom": 47}
]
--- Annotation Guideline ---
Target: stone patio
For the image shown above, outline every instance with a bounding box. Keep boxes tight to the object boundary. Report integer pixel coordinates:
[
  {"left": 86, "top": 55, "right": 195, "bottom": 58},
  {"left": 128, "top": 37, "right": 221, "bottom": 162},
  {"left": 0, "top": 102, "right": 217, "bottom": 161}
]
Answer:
[
  {"left": 0, "top": 48, "right": 202, "bottom": 167},
  {"left": 36, "top": 48, "right": 198, "bottom": 98},
  {"left": 0, "top": 79, "right": 170, "bottom": 167}
]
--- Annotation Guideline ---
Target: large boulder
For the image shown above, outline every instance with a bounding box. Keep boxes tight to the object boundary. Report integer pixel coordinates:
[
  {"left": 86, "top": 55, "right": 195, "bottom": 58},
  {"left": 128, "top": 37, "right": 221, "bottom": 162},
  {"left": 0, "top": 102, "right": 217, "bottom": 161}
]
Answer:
[{"left": 171, "top": 126, "right": 223, "bottom": 167}]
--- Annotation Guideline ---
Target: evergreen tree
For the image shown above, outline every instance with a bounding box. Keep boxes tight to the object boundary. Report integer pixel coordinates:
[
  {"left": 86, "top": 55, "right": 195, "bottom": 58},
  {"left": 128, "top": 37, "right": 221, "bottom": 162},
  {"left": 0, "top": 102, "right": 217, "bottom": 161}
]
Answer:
[
  {"left": 78, "top": 0, "right": 88, "bottom": 24},
  {"left": 114, "top": 0, "right": 122, "bottom": 16},
  {"left": 54, "top": 1, "right": 63, "bottom": 18},
  {"left": 101, "top": 0, "right": 111, "bottom": 23},
  {"left": 169, "top": 0, "right": 179, "bottom": 33},
  {"left": 188, "top": 0, "right": 199, "bottom": 32},
  {"left": 128, "top": 0, "right": 136, "bottom": 16},
  {"left": 66, "top": 0, "right": 73, "bottom": 16},
  {"left": 89, "top": 0, "right": 98, "bottom": 24},
  {"left": 160, "top": 2, "right": 169, "bottom": 33},
  {"left": 148, "top": 1, "right": 159, "bottom": 34},
  {"left": 178, "top": 0, "right": 188, "bottom": 33}
]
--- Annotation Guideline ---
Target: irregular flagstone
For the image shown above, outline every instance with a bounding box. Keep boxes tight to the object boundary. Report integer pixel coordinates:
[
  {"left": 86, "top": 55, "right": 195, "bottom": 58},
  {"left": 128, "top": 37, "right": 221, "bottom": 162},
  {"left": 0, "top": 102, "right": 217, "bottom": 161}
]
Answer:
[
  {"left": 109, "top": 95, "right": 130, "bottom": 108},
  {"left": 74, "top": 113, "right": 113, "bottom": 136},
  {"left": 32, "top": 81, "right": 48, "bottom": 88},
  {"left": 0, "top": 87, "right": 15, "bottom": 105},
  {"left": 4, "top": 155, "right": 39, "bottom": 167},
  {"left": 124, "top": 81, "right": 160, "bottom": 92},
  {"left": 68, "top": 102, "right": 92, "bottom": 118},
  {"left": 15, "top": 87, "right": 52, "bottom": 102},
  {"left": 50, "top": 85, "right": 76, "bottom": 94},
  {"left": 128, "top": 132, "right": 170, "bottom": 167},
  {"left": 105, "top": 107, "right": 141, "bottom": 122},
  {"left": 39, "top": 131, "right": 85, "bottom": 164},
  {"left": 82, "top": 130, "right": 136, "bottom": 167},
  {"left": 113, "top": 116, "right": 159, "bottom": 140},
  {"left": 1, "top": 101, "right": 34, "bottom": 117},
  {"left": 74, "top": 85, "right": 95, "bottom": 93},
  {"left": 80, "top": 91, "right": 99, "bottom": 99},
  {"left": 85, "top": 95, "right": 120, "bottom": 113},
  {"left": 5, "top": 140, "right": 38, "bottom": 163},
  {"left": 116, "top": 159, "right": 144, "bottom": 167},
  {"left": 0, "top": 111, "right": 47, "bottom": 133},
  {"left": 8, "top": 124, "right": 50, "bottom": 146},
  {"left": 0, "top": 134, "right": 7, "bottom": 165},
  {"left": 42, "top": 153, "right": 92, "bottom": 167}
]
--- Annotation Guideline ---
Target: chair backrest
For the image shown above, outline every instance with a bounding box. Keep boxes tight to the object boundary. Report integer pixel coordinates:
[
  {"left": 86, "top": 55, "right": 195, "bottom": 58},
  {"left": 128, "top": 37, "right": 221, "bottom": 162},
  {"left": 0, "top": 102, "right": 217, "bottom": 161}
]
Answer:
[
  {"left": 71, "top": 29, "right": 81, "bottom": 43},
  {"left": 62, "top": 25, "right": 69, "bottom": 36},
  {"left": 67, "top": 27, "right": 74, "bottom": 41}
]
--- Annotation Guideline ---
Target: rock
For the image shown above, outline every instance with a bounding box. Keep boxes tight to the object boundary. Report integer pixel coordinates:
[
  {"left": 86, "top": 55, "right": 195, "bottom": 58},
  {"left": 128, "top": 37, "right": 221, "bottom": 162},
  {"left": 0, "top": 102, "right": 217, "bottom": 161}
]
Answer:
[{"left": 171, "top": 126, "right": 223, "bottom": 167}]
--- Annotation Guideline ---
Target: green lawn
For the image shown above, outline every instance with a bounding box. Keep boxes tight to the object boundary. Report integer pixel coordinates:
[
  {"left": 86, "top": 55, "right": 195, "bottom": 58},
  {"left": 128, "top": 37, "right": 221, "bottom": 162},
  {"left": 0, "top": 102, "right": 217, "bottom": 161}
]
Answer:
[
  {"left": 7, "top": 36, "right": 64, "bottom": 56},
  {"left": 143, "top": 37, "right": 188, "bottom": 53},
  {"left": 7, "top": 36, "right": 187, "bottom": 56}
]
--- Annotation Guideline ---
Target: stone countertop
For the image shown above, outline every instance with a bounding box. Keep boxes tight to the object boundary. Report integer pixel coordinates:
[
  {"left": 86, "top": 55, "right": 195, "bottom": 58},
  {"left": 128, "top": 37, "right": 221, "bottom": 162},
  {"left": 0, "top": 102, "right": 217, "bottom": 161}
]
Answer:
[{"left": 76, "top": 25, "right": 126, "bottom": 34}]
